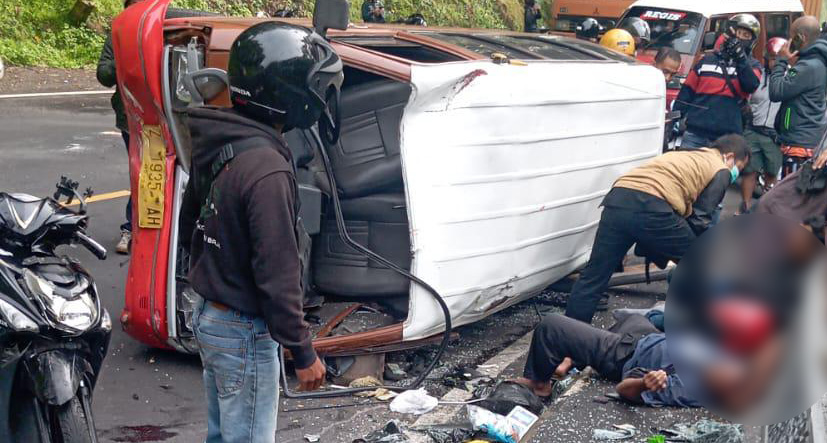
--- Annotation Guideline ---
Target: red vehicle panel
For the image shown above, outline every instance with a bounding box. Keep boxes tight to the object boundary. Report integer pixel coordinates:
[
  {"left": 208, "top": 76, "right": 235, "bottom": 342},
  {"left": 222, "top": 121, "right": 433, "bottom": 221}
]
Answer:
[{"left": 114, "top": 0, "right": 176, "bottom": 349}]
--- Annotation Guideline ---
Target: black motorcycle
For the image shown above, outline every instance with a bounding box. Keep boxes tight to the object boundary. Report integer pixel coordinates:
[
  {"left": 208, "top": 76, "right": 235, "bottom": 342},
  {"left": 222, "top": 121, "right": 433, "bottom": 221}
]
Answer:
[{"left": 0, "top": 177, "right": 110, "bottom": 443}]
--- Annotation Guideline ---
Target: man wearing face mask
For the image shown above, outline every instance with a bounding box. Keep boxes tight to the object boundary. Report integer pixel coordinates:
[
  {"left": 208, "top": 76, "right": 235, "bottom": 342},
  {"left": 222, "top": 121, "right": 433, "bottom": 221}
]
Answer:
[
  {"left": 675, "top": 14, "right": 762, "bottom": 150},
  {"left": 769, "top": 16, "right": 827, "bottom": 172},
  {"left": 564, "top": 135, "right": 750, "bottom": 324}
]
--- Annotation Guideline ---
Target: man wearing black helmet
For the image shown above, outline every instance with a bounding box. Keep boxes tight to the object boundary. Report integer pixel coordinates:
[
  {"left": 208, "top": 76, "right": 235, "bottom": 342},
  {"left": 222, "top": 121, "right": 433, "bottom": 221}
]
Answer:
[
  {"left": 575, "top": 18, "right": 602, "bottom": 42},
  {"left": 675, "top": 14, "right": 762, "bottom": 150},
  {"left": 180, "top": 22, "right": 343, "bottom": 443}
]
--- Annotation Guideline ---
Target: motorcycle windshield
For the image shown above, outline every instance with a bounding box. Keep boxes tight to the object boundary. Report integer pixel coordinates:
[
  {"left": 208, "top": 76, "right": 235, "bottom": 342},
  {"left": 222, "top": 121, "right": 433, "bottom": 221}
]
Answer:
[{"left": 0, "top": 193, "right": 54, "bottom": 236}]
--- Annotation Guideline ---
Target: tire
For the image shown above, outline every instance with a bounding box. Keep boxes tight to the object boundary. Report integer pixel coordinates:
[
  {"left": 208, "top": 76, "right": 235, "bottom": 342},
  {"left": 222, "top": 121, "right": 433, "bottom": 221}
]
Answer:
[{"left": 53, "top": 396, "right": 93, "bottom": 443}]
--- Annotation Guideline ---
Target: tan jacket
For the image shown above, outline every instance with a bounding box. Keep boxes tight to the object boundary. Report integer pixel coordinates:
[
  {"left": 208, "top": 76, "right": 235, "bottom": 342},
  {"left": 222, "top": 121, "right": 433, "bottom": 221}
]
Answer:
[{"left": 613, "top": 148, "right": 728, "bottom": 217}]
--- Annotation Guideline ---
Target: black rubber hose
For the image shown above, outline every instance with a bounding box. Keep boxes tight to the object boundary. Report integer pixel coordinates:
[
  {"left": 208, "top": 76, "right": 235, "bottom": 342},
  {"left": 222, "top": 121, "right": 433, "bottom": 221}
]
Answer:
[{"left": 279, "top": 127, "right": 453, "bottom": 399}]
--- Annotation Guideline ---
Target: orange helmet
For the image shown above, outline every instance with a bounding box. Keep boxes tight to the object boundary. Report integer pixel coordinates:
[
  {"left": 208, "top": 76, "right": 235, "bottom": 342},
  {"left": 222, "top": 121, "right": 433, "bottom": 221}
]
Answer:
[{"left": 600, "top": 29, "right": 636, "bottom": 56}]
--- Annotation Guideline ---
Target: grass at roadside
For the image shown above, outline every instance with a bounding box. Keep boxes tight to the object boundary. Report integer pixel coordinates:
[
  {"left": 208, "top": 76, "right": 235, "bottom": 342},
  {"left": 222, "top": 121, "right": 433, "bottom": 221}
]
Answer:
[{"left": 0, "top": 0, "right": 539, "bottom": 69}]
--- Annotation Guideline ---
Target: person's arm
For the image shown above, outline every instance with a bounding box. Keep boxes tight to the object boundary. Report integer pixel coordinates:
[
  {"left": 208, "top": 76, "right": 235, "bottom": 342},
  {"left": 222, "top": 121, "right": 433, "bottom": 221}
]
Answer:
[
  {"left": 769, "top": 60, "right": 818, "bottom": 102},
  {"left": 96, "top": 34, "right": 117, "bottom": 88},
  {"left": 687, "top": 169, "right": 730, "bottom": 235},
  {"left": 734, "top": 57, "right": 761, "bottom": 95},
  {"left": 672, "top": 64, "right": 700, "bottom": 115},
  {"left": 245, "top": 172, "right": 317, "bottom": 369},
  {"left": 616, "top": 370, "right": 668, "bottom": 404}
]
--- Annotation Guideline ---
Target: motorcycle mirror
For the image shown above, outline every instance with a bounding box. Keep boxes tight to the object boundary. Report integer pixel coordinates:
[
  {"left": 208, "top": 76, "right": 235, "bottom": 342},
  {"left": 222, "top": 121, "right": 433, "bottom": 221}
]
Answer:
[{"left": 313, "top": 0, "right": 350, "bottom": 38}]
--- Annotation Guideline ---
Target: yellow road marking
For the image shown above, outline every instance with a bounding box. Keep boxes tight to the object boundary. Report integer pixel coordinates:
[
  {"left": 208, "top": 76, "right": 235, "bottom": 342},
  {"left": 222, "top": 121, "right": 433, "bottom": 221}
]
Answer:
[{"left": 65, "top": 190, "right": 130, "bottom": 207}]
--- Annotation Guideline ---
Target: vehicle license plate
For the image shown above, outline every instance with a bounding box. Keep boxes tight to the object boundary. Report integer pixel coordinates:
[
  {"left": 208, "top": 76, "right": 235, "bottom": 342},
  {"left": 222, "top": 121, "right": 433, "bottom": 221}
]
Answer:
[{"left": 138, "top": 125, "right": 166, "bottom": 229}]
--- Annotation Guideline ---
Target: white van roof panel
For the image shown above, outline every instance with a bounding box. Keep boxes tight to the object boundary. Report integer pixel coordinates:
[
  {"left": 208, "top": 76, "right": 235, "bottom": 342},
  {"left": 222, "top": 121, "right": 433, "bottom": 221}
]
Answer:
[{"left": 628, "top": 0, "right": 804, "bottom": 18}]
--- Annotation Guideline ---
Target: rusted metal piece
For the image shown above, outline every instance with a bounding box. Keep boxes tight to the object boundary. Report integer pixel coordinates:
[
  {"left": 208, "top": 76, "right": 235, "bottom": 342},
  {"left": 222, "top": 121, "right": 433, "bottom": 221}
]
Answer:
[
  {"left": 315, "top": 303, "right": 362, "bottom": 339},
  {"left": 320, "top": 331, "right": 459, "bottom": 358}
]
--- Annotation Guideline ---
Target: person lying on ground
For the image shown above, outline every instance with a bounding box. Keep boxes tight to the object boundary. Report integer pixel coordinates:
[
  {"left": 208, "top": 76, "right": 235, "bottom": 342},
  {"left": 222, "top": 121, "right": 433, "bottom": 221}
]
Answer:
[
  {"left": 515, "top": 313, "right": 700, "bottom": 408},
  {"left": 564, "top": 135, "right": 750, "bottom": 323}
]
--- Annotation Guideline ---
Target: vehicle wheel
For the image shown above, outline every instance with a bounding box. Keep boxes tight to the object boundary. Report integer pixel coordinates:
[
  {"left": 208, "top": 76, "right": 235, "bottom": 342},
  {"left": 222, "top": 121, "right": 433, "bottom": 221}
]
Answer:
[{"left": 53, "top": 396, "right": 93, "bottom": 443}]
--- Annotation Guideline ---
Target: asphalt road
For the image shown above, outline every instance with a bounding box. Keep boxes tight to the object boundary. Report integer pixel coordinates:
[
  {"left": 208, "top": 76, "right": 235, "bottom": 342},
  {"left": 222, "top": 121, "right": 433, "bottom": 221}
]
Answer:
[{"left": 0, "top": 94, "right": 755, "bottom": 443}]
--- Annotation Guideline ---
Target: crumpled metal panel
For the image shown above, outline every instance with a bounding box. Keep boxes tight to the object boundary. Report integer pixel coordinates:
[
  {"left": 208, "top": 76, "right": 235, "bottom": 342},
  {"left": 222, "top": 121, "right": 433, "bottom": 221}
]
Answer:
[{"left": 400, "top": 59, "right": 665, "bottom": 340}]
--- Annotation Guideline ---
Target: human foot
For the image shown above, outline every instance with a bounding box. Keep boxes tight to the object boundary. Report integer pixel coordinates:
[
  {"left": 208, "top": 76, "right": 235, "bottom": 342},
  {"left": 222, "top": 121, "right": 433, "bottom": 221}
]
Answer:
[{"left": 513, "top": 377, "right": 554, "bottom": 398}]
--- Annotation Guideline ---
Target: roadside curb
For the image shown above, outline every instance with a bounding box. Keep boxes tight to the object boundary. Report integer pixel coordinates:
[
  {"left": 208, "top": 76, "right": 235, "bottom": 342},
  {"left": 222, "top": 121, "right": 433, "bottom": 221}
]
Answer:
[
  {"left": 405, "top": 332, "right": 534, "bottom": 442},
  {"left": 0, "top": 90, "right": 112, "bottom": 100}
]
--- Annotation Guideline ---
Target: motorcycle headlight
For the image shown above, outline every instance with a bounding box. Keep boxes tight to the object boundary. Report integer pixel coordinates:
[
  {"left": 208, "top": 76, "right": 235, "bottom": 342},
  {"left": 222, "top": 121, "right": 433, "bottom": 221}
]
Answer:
[
  {"left": 24, "top": 270, "right": 96, "bottom": 332},
  {"left": 0, "top": 298, "right": 38, "bottom": 332}
]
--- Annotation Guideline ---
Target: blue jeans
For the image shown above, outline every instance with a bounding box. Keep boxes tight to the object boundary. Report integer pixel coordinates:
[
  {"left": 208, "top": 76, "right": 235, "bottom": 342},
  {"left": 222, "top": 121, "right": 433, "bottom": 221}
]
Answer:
[
  {"left": 679, "top": 130, "right": 715, "bottom": 150},
  {"left": 194, "top": 300, "right": 280, "bottom": 443}
]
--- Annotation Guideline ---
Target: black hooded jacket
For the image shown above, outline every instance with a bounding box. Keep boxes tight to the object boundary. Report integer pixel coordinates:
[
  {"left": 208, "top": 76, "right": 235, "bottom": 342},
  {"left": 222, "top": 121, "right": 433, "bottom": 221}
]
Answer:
[{"left": 180, "top": 107, "right": 317, "bottom": 369}]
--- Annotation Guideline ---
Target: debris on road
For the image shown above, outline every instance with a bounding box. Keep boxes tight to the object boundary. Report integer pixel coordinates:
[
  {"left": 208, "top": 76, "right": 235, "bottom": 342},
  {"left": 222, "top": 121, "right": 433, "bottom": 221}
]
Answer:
[
  {"left": 658, "top": 419, "right": 743, "bottom": 442},
  {"left": 349, "top": 376, "right": 383, "bottom": 389},
  {"left": 385, "top": 363, "right": 408, "bottom": 381},
  {"left": 389, "top": 389, "right": 438, "bottom": 415},
  {"left": 475, "top": 381, "right": 544, "bottom": 416},
  {"left": 467, "top": 405, "right": 520, "bottom": 443},
  {"left": 355, "top": 387, "right": 396, "bottom": 401},
  {"left": 353, "top": 420, "right": 409, "bottom": 443},
  {"left": 592, "top": 424, "right": 638, "bottom": 440},
  {"left": 417, "top": 425, "right": 475, "bottom": 443}
]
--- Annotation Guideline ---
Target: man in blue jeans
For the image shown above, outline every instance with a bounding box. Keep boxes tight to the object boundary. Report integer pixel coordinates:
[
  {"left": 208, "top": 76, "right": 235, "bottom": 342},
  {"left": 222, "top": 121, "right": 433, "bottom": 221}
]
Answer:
[
  {"left": 180, "top": 23, "right": 344, "bottom": 443},
  {"left": 96, "top": 0, "right": 139, "bottom": 254}
]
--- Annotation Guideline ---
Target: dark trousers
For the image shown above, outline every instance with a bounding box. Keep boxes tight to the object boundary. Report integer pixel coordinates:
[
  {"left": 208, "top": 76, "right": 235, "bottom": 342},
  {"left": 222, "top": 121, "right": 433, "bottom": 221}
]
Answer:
[
  {"left": 523, "top": 313, "right": 659, "bottom": 382},
  {"left": 564, "top": 206, "right": 695, "bottom": 323},
  {"left": 122, "top": 132, "right": 132, "bottom": 232}
]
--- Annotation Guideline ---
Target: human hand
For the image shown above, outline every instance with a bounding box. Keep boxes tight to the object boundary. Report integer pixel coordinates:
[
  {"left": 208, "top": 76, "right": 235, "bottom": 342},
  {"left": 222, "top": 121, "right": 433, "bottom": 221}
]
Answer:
[
  {"left": 778, "top": 40, "right": 799, "bottom": 64},
  {"left": 295, "top": 356, "right": 326, "bottom": 391},
  {"left": 643, "top": 370, "right": 668, "bottom": 392},
  {"left": 814, "top": 149, "right": 827, "bottom": 170}
]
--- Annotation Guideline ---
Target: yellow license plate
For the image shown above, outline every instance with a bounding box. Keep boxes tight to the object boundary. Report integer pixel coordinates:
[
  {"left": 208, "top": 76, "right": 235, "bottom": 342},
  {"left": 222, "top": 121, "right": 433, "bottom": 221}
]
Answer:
[{"left": 138, "top": 126, "right": 166, "bottom": 229}]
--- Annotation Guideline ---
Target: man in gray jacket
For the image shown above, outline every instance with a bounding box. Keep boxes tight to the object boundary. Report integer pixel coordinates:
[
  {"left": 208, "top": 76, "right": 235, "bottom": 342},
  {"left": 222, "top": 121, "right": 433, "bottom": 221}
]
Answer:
[{"left": 769, "top": 16, "right": 827, "bottom": 171}]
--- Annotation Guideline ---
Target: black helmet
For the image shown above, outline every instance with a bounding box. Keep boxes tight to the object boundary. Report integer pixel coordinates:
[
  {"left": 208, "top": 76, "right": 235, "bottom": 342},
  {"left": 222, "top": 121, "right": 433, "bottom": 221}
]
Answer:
[
  {"left": 576, "top": 18, "right": 602, "bottom": 40},
  {"left": 620, "top": 17, "right": 651, "bottom": 43},
  {"left": 228, "top": 22, "right": 344, "bottom": 136}
]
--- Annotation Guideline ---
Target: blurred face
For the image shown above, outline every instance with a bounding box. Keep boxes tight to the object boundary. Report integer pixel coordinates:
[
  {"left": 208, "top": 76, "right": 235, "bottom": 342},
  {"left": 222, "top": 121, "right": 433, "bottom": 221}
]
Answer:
[
  {"left": 766, "top": 54, "right": 778, "bottom": 70},
  {"left": 703, "top": 335, "right": 783, "bottom": 414},
  {"left": 656, "top": 58, "right": 681, "bottom": 82}
]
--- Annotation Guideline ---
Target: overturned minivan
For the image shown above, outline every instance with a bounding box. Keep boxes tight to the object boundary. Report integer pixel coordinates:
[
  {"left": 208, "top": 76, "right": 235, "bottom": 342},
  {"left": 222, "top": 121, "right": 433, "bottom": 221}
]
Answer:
[{"left": 115, "top": 0, "right": 666, "bottom": 356}]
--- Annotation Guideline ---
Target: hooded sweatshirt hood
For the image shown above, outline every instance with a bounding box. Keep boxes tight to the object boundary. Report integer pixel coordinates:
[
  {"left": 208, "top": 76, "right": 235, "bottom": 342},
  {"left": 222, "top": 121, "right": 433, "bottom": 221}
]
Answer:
[{"left": 187, "top": 106, "right": 294, "bottom": 173}]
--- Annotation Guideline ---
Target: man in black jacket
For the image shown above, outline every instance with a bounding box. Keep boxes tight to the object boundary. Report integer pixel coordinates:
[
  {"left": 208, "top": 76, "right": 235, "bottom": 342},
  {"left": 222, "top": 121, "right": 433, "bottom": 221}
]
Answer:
[
  {"left": 564, "top": 135, "right": 750, "bottom": 324},
  {"left": 524, "top": 0, "right": 542, "bottom": 33},
  {"left": 180, "top": 23, "right": 343, "bottom": 443},
  {"left": 97, "top": 0, "right": 138, "bottom": 254},
  {"left": 675, "top": 14, "right": 762, "bottom": 150}
]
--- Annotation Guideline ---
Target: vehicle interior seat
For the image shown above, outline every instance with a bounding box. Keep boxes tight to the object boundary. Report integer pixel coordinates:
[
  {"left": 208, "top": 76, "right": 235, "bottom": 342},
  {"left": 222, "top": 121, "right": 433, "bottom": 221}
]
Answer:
[
  {"left": 312, "top": 193, "right": 411, "bottom": 298},
  {"left": 325, "top": 79, "right": 411, "bottom": 198}
]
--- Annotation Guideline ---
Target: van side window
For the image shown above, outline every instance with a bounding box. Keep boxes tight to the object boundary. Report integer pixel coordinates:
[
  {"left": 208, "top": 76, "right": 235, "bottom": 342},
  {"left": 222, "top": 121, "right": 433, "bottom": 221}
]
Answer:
[
  {"left": 709, "top": 16, "right": 730, "bottom": 36},
  {"left": 766, "top": 14, "right": 791, "bottom": 40}
]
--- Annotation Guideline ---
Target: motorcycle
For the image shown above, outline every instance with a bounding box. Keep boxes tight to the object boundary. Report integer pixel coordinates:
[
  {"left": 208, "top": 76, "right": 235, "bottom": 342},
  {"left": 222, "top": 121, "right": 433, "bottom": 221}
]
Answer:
[{"left": 0, "top": 177, "right": 110, "bottom": 443}]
